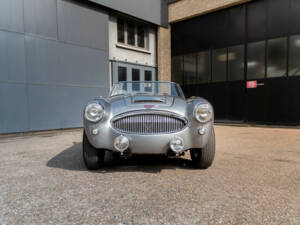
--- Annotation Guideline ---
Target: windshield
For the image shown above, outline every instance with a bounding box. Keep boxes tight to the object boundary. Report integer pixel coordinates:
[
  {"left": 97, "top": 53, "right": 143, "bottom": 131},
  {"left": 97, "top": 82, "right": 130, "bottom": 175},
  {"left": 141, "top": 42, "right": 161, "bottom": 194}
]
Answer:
[{"left": 110, "top": 81, "right": 184, "bottom": 98}]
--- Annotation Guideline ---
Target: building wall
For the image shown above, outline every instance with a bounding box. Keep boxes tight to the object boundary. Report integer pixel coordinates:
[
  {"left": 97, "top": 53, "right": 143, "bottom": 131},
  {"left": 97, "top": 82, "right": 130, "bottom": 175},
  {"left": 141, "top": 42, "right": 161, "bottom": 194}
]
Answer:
[
  {"left": 158, "top": 0, "right": 250, "bottom": 82},
  {"left": 108, "top": 15, "right": 157, "bottom": 67},
  {"left": 169, "top": 0, "right": 250, "bottom": 23},
  {"left": 0, "top": 0, "right": 109, "bottom": 134},
  {"left": 88, "top": 0, "right": 168, "bottom": 27},
  {"left": 158, "top": 26, "right": 171, "bottom": 81},
  {"left": 170, "top": 0, "right": 300, "bottom": 125}
]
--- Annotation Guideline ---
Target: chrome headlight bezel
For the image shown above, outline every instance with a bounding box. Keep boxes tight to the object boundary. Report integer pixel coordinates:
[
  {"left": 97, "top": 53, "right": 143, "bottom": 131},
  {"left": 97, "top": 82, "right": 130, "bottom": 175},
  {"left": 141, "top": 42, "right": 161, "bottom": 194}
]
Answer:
[
  {"left": 194, "top": 103, "right": 213, "bottom": 123},
  {"left": 84, "top": 102, "right": 104, "bottom": 122}
]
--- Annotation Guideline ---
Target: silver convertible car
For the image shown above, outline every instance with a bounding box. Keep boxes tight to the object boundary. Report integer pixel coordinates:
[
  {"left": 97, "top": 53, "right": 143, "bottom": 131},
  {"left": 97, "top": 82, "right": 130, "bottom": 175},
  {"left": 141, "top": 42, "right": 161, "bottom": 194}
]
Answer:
[{"left": 83, "top": 81, "right": 215, "bottom": 170}]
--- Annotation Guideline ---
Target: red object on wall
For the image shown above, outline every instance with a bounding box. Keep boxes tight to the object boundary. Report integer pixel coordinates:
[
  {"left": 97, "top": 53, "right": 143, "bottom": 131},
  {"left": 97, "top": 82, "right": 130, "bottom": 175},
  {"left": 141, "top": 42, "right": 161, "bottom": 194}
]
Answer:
[{"left": 247, "top": 81, "right": 257, "bottom": 88}]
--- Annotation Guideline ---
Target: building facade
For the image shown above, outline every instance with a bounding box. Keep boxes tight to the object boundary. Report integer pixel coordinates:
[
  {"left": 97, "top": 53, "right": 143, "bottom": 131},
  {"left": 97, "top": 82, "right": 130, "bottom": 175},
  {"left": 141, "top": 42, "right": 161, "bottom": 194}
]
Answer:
[
  {"left": 1, "top": 0, "right": 299, "bottom": 134},
  {"left": 0, "top": 0, "right": 168, "bottom": 134},
  {"left": 160, "top": 0, "right": 300, "bottom": 125}
]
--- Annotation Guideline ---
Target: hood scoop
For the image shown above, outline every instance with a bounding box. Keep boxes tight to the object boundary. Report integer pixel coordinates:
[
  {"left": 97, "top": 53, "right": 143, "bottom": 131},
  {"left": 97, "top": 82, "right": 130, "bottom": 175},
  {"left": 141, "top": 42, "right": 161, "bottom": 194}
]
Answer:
[{"left": 132, "top": 96, "right": 166, "bottom": 104}]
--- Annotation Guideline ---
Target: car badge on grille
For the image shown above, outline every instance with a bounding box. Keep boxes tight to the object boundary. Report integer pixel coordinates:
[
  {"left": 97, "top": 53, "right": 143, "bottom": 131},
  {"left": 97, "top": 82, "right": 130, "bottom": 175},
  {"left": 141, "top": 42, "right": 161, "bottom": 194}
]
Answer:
[{"left": 144, "top": 105, "right": 154, "bottom": 108}]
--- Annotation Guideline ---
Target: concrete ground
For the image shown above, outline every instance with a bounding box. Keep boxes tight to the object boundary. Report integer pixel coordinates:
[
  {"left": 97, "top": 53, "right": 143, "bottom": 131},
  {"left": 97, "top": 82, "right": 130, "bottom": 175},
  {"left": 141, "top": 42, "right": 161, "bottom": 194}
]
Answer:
[{"left": 0, "top": 126, "right": 299, "bottom": 225}]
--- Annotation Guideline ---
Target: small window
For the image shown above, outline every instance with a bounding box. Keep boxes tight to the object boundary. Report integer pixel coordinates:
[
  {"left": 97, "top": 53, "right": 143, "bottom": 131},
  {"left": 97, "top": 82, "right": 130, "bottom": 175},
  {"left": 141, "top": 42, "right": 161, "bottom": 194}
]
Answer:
[
  {"left": 132, "top": 68, "right": 140, "bottom": 91},
  {"left": 117, "top": 19, "right": 125, "bottom": 43},
  {"left": 228, "top": 45, "right": 244, "bottom": 81},
  {"left": 197, "top": 51, "right": 211, "bottom": 83},
  {"left": 267, "top": 37, "right": 287, "bottom": 78},
  {"left": 247, "top": 41, "right": 265, "bottom": 80},
  {"left": 289, "top": 34, "right": 300, "bottom": 76},
  {"left": 117, "top": 18, "right": 148, "bottom": 49},
  {"left": 137, "top": 25, "right": 145, "bottom": 48},
  {"left": 183, "top": 53, "right": 197, "bottom": 85},
  {"left": 118, "top": 66, "right": 127, "bottom": 81},
  {"left": 212, "top": 48, "right": 227, "bottom": 82},
  {"left": 145, "top": 70, "right": 152, "bottom": 81},
  {"left": 127, "top": 22, "right": 135, "bottom": 46}
]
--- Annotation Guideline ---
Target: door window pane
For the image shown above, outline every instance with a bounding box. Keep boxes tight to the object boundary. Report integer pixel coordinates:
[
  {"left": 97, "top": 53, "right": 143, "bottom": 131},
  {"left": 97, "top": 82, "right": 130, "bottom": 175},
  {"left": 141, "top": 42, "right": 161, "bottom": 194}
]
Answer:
[
  {"left": 247, "top": 41, "right": 265, "bottom": 80},
  {"left": 117, "top": 19, "right": 125, "bottom": 43},
  {"left": 289, "top": 35, "right": 300, "bottom": 76},
  {"left": 197, "top": 51, "right": 211, "bottom": 83},
  {"left": 132, "top": 68, "right": 140, "bottom": 91},
  {"left": 144, "top": 71, "right": 152, "bottom": 92},
  {"left": 127, "top": 22, "right": 135, "bottom": 46},
  {"left": 171, "top": 56, "right": 183, "bottom": 84},
  {"left": 132, "top": 68, "right": 140, "bottom": 81},
  {"left": 183, "top": 53, "right": 197, "bottom": 84},
  {"left": 212, "top": 48, "right": 227, "bottom": 82},
  {"left": 145, "top": 70, "right": 152, "bottom": 81},
  {"left": 118, "top": 66, "right": 127, "bottom": 81},
  {"left": 137, "top": 25, "right": 145, "bottom": 48},
  {"left": 267, "top": 37, "right": 287, "bottom": 78},
  {"left": 228, "top": 45, "right": 244, "bottom": 81}
]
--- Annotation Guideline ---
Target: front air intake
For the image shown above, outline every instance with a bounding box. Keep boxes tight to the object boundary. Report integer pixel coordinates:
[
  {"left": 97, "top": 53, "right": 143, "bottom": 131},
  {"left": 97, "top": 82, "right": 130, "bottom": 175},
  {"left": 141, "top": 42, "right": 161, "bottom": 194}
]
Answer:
[{"left": 111, "top": 111, "right": 188, "bottom": 135}]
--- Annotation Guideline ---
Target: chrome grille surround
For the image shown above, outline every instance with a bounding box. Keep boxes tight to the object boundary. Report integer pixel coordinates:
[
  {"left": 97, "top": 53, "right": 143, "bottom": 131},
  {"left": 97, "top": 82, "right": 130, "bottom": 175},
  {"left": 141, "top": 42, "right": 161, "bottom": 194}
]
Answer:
[{"left": 111, "top": 111, "right": 188, "bottom": 135}]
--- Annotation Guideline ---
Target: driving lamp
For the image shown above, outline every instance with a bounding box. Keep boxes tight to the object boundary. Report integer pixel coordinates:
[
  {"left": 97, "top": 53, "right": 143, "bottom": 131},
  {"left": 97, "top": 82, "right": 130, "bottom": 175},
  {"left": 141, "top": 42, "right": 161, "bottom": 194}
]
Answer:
[
  {"left": 84, "top": 103, "right": 104, "bottom": 122},
  {"left": 169, "top": 136, "right": 184, "bottom": 153},
  {"left": 114, "top": 135, "right": 129, "bottom": 152},
  {"left": 194, "top": 103, "right": 212, "bottom": 123}
]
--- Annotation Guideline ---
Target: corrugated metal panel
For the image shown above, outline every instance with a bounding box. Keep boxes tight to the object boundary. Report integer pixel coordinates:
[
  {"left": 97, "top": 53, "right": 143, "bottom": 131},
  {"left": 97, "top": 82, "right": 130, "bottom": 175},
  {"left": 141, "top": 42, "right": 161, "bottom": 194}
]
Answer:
[
  {"left": 24, "top": 0, "right": 58, "bottom": 39},
  {"left": 0, "top": 31, "right": 26, "bottom": 83},
  {"left": 57, "top": 0, "right": 108, "bottom": 50},
  {"left": 0, "top": 0, "right": 24, "bottom": 33}
]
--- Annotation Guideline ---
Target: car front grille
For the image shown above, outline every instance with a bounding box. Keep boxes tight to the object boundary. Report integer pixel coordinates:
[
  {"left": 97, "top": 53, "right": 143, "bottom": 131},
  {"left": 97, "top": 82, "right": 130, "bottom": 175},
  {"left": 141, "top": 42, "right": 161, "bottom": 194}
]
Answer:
[{"left": 111, "top": 111, "right": 188, "bottom": 134}]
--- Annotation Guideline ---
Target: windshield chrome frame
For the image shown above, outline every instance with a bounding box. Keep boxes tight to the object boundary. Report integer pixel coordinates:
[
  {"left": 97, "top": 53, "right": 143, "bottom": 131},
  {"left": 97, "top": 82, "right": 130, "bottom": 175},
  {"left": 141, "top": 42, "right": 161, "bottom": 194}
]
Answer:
[{"left": 109, "top": 81, "right": 185, "bottom": 99}]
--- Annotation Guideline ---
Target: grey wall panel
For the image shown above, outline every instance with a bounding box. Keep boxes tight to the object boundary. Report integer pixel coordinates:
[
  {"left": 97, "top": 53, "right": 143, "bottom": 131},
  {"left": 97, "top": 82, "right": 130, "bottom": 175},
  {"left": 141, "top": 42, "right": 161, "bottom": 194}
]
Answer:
[
  {"left": 25, "top": 36, "right": 61, "bottom": 85},
  {"left": 24, "top": 0, "right": 58, "bottom": 39},
  {"left": 27, "top": 85, "right": 109, "bottom": 130},
  {"left": 25, "top": 36, "right": 109, "bottom": 87},
  {"left": 0, "top": 0, "right": 24, "bottom": 33},
  {"left": 0, "top": 31, "right": 26, "bottom": 83},
  {"left": 59, "top": 86, "right": 109, "bottom": 128},
  {"left": 0, "top": 0, "right": 110, "bottom": 134},
  {"left": 27, "top": 85, "right": 63, "bottom": 130},
  {"left": 88, "top": 0, "right": 168, "bottom": 27},
  {"left": 59, "top": 43, "right": 109, "bottom": 86},
  {"left": 0, "top": 83, "right": 29, "bottom": 133},
  {"left": 57, "top": 0, "right": 108, "bottom": 50}
]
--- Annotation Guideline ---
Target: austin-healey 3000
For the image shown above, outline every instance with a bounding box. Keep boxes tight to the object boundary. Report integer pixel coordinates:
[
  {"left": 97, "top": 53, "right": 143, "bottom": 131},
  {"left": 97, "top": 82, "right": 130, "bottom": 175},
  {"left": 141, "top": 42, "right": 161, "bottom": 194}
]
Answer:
[{"left": 83, "top": 81, "right": 215, "bottom": 170}]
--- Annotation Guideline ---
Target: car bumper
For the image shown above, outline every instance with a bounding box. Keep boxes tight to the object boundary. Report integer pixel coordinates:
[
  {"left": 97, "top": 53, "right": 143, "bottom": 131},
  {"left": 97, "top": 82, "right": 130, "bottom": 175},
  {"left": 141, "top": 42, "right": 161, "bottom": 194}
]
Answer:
[{"left": 84, "top": 120, "right": 213, "bottom": 154}]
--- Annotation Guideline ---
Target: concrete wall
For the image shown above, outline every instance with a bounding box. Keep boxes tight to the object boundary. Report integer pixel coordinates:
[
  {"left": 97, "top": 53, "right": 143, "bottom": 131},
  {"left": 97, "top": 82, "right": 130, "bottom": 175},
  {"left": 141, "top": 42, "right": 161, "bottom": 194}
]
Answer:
[
  {"left": 0, "top": 0, "right": 109, "bottom": 134},
  {"left": 108, "top": 15, "right": 157, "bottom": 67},
  {"left": 89, "top": 0, "right": 168, "bottom": 27},
  {"left": 157, "top": 0, "right": 250, "bottom": 82}
]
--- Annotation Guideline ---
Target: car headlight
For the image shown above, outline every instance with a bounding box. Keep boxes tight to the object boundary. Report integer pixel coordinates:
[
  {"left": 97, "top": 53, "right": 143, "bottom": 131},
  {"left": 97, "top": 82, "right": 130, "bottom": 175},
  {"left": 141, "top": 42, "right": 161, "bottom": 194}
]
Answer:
[
  {"left": 194, "top": 103, "right": 213, "bottom": 123},
  {"left": 84, "top": 103, "right": 104, "bottom": 122}
]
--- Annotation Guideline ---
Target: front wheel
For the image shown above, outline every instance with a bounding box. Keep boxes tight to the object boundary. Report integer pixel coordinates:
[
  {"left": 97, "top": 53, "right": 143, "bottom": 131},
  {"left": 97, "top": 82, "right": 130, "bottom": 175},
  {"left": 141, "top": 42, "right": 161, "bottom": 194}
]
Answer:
[
  {"left": 83, "top": 132, "right": 105, "bottom": 170},
  {"left": 190, "top": 127, "right": 215, "bottom": 169}
]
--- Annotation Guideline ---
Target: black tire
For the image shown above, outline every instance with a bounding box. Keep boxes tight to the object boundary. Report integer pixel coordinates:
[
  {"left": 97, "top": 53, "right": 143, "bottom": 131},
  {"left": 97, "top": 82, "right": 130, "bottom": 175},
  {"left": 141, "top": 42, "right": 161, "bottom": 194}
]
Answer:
[
  {"left": 190, "top": 127, "right": 215, "bottom": 169},
  {"left": 82, "top": 131, "right": 105, "bottom": 170}
]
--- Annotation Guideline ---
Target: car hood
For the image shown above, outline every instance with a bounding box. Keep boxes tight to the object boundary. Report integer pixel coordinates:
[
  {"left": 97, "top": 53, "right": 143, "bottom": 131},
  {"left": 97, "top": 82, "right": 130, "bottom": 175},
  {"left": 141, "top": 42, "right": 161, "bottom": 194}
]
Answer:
[{"left": 108, "top": 95, "right": 187, "bottom": 116}]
